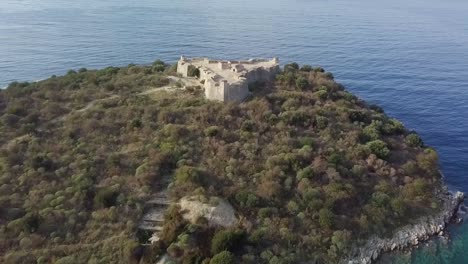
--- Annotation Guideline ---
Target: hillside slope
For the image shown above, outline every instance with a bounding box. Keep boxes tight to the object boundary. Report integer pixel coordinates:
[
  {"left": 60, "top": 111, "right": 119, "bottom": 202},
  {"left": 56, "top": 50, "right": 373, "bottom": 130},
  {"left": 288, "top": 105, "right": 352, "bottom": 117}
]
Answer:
[{"left": 0, "top": 61, "right": 445, "bottom": 263}]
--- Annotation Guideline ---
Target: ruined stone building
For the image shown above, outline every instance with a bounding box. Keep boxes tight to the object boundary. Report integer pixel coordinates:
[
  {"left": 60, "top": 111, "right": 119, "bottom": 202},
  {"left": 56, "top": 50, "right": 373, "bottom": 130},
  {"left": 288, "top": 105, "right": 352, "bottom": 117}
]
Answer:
[{"left": 177, "top": 56, "right": 280, "bottom": 102}]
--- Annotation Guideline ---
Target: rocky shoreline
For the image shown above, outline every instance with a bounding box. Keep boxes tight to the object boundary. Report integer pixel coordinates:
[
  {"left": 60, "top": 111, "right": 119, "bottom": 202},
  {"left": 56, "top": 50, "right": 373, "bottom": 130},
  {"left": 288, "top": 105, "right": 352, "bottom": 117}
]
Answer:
[{"left": 344, "top": 189, "right": 465, "bottom": 264}]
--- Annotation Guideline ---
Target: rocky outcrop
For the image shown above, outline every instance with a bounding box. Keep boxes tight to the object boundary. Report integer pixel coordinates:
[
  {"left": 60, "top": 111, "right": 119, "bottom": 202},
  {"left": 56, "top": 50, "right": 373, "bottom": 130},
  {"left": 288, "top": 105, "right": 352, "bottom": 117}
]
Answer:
[
  {"left": 179, "top": 196, "right": 238, "bottom": 228},
  {"left": 344, "top": 190, "right": 465, "bottom": 264}
]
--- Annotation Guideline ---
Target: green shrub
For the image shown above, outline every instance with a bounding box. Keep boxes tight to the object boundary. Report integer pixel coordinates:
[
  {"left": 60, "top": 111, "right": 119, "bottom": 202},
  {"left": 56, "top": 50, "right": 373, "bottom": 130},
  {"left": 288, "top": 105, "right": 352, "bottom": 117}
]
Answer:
[
  {"left": 204, "top": 126, "right": 220, "bottom": 137},
  {"left": 55, "top": 256, "right": 77, "bottom": 264},
  {"left": 319, "top": 208, "right": 334, "bottom": 229},
  {"left": 235, "top": 190, "right": 259, "bottom": 208},
  {"left": 210, "top": 251, "right": 235, "bottom": 264},
  {"left": 416, "top": 148, "right": 439, "bottom": 176},
  {"left": 369, "top": 104, "right": 384, "bottom": 113},
  {"left": 211, "top": 229, "right": 244, "bottom": 254},
  {"left": 366, "top": 140, "right": 390, "bottom": 159},
  {"left": 296, "top": 166, "right": 314, "bottom": 180},
  {"left": 300, "top": 65, "right": 313, "bottom": 72},
  {"left": 298, "top": 137, "right": 315, "bottom": 147},
  {"left": 324, "top": 72, "right": 334, "bottom": 80},
  {"left": 382, "top": 119, "right": 405, "bottom": 135},
  {"left": 405, "top": 133, "right": 423, "bottom": 147},
  {"left": 241, "top": 120, "right": 256, "bottom": 132},
  {"left": 348, "top": 110, "right": 369, "bottom": 123},
  {"left": 174, "top": 166, "right": 204, "bottom": 185},
  {"left": 314, "top": 67, "right": 325, "bottom": 73},
  {"left": 315, "top": 90, "right": 328, "bottom": 100},
  {"left": 362, "top": 121, "right": 383, "bottom": 141},
  {"left": 284, "top": 63, "right": 299, "bottom": 73},
  {"left": 295, "top": 77, "right": 309, "bottom": 90},
  {"left": 152, "top": 64, "right": 165, "bottom": 72},
  {"left": 153, "top": 59, "right": 165, "bottom": 66},
  {"left": 94, "top": 187, "right": 118, "bottom": 208},
  {"left": 131, "top": 118, "right": 142, "bottom": 128},
  {"left": 258, "top": 207, "right": 278, "bottom": 218},
  {"left": 362, "top": 125, "right": 381, "bottom": 141},
  {"left": 315, "top": 115, "right": 329, "bottom": 129}
]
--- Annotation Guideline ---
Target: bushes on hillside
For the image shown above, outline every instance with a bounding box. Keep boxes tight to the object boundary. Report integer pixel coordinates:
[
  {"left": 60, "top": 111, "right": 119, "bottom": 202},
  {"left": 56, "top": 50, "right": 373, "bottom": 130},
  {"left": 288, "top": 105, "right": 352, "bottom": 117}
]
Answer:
[
  {"left": 152, "top": 60, "right": 166, "bottom": 72},
  {"left": 0, "top": 61, "right": 442, "bottom": 264},
  {"left": 94, "top": 187, "right": 118, "bottom": 208},
  {"left": 406, "top": 133, "right": 423, "bottom": 147},
  {"left": 295, "top": 77, "right": 309, "bottom": 90},
  {"left": 210, "top": 251, "right": 235, "bottom": 264},
  {"left": 211, "top": 229, "right": 245, "bottom": 255},
  {"left": 174, "top": 166, "right": 204, "bottom": 185},
  {"left": 366, "top": 140, "right": 390, "bottom": 159}
]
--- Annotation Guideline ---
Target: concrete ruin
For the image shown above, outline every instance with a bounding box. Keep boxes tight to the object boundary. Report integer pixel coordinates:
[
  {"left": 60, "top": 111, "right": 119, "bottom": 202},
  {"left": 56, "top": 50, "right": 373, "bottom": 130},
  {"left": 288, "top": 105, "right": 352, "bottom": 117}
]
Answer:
[{"left": 177, "top": 56, "right": 280, "bottom": 102}]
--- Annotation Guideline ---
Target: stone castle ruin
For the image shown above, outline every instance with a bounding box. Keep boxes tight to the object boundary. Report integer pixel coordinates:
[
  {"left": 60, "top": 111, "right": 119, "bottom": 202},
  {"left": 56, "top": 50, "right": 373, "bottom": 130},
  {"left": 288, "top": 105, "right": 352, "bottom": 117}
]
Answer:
[{"left": 177, "top": 56, "right": 280, "bottom": 102}]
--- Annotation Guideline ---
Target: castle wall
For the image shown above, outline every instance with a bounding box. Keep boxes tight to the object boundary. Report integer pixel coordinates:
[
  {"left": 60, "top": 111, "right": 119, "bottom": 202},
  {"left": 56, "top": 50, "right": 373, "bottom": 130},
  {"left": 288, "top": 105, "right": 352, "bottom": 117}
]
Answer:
[
  {"left": 199, "top": 67, "right": 209, "bottom": 80},
  {"left": 244, "top": 65, "right": 279, "bottom": 83},
  {"left": 224, "top": 81, "right": 249, "bottom": 102},
  {"left": 177, "top": 57, "right": 280, "bottom": 102},
  {"left": 177, "top": 60, "right": 190, "bottom": 77},
  {"left": 204, "top": 79, "right": 224, "bottom": 101}
]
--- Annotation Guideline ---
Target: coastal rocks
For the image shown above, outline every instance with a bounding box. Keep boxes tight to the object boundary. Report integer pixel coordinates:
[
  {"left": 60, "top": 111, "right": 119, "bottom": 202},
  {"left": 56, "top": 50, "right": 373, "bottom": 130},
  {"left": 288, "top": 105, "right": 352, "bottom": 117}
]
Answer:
[
  {"left": 179, "top": 195, "right": 238, "bottom": 227},
  {"left": 345, "top": 191, "right": 464, "bottom": 264}
]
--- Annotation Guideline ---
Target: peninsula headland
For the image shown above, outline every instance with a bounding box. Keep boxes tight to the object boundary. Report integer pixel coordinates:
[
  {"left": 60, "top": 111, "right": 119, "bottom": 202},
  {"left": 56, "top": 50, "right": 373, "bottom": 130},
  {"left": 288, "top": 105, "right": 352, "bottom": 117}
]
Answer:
[{"left": 0, "top": 58, "right": 463, "bottom": 264}]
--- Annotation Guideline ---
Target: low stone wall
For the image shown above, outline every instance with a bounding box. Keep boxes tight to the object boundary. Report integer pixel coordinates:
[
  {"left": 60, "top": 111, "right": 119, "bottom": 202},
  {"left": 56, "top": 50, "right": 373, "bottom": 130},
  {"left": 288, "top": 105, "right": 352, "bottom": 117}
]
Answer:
[
  {"left": 344, "top": 190, "right": 464, "bottom": 264},
  {"left": 204, "top": 79, "right": 224, "bottom": 101}
]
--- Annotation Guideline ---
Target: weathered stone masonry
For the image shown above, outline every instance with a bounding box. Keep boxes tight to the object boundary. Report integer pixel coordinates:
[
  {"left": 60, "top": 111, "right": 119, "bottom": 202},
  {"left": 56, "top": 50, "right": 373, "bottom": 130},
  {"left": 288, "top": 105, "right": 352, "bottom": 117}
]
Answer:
[{"left": 177, "top": 56, "right": 280, "bottom": 102}]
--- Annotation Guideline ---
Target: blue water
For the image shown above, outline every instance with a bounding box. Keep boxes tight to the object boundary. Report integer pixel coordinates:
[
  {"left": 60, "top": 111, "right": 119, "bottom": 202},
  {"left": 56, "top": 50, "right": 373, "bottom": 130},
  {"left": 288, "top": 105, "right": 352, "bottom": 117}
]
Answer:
[{"left": 1, "top": 0, "right": 468, "bottom": 262}]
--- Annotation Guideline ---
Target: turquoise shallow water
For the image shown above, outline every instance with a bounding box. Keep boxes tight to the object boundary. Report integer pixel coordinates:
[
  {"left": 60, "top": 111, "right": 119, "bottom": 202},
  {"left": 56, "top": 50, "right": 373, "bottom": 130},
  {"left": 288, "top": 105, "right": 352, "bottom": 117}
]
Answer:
[{"left": 1, "top": 0, "right": 468, "bottom": 262}]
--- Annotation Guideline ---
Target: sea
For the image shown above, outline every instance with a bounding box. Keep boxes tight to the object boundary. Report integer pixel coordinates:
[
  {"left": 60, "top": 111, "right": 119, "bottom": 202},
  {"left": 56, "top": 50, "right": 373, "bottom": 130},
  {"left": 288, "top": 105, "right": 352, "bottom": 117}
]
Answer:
[{"left": 1, "top": 0, "right": 467, "bottom": 262}]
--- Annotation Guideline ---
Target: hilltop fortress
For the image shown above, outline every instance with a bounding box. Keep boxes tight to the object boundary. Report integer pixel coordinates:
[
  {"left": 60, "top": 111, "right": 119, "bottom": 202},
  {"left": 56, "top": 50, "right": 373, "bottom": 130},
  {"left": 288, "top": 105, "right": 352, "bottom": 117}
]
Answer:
[{"left": 177, "top": 56, "right": 280, "bottom": 102}]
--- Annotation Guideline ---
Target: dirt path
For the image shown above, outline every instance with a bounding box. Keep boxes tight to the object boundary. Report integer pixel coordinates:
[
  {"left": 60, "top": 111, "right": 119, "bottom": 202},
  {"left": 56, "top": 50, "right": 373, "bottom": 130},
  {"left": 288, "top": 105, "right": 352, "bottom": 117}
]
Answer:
[
  {"left": 140, "top": 76, "right": 201, "bottom": 95},
  {"left": 76, "top": 94, "right": 120, "bottom": 113}
]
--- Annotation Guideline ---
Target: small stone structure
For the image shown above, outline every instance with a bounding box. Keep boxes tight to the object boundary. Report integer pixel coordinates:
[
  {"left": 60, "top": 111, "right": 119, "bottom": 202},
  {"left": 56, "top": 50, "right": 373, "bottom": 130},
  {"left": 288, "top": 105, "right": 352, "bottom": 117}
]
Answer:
[{"left": 177, "top": 56, "right": 280, "bottom": 102}]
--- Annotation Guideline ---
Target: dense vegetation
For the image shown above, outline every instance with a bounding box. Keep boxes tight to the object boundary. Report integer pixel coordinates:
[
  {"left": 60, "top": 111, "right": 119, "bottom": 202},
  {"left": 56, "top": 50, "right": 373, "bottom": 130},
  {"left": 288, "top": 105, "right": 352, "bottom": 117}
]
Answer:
[{"left": 0, "top": 60, "right": 443, "bottom": 263}]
